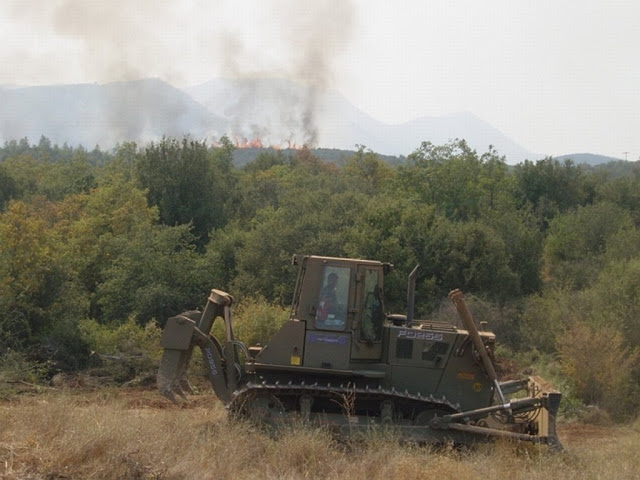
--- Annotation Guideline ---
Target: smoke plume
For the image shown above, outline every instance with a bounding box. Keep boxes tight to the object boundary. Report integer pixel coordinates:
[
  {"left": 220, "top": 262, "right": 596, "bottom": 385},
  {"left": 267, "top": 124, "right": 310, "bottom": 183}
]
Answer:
[
  {"left": 2, "top": 0, "right": 355, "bottom": 147},
  {"left": 210, "top": 1, "right": 356, "bottom": 146}
]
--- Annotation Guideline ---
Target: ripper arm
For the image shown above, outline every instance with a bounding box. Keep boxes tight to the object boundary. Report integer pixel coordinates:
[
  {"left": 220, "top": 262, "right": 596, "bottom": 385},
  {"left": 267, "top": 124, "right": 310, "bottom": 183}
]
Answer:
[{"left": 157, "top": 289, "right": 240, "bottom": 406}]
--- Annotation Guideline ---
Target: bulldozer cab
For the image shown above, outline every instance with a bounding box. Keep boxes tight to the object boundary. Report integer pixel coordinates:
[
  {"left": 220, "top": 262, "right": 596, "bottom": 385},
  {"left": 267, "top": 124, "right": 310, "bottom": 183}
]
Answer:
[{"left": 290, "top": 255, "right": 390, "bottom": 362}]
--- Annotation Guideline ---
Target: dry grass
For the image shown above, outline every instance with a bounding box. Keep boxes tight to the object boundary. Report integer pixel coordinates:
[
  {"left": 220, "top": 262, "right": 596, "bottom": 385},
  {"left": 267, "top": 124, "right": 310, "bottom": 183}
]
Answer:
[{"left": 1, "top": 388, "right": 639, "bottom": 480}]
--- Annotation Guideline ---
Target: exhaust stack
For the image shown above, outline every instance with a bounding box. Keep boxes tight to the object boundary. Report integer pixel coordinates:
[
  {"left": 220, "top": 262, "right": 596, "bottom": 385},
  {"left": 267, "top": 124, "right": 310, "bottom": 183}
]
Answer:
[{"left": 406, "top": 264, "right": 420, "bottom": 326}]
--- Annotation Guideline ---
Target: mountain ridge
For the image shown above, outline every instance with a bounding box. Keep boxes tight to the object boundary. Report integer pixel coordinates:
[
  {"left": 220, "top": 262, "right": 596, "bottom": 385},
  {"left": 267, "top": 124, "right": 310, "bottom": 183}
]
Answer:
[{"left": 1, "top": 77, "right": 618, "bottom": 164}]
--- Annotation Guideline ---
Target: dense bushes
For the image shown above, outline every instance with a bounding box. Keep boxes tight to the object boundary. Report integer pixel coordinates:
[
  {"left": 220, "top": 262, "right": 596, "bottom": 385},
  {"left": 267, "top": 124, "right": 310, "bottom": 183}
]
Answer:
[
  {"left": 2, "top": 136, "right": 640, "bottom": 418},
  {"left": 556, "top": 320, "right": 639, "bottom": 419}
]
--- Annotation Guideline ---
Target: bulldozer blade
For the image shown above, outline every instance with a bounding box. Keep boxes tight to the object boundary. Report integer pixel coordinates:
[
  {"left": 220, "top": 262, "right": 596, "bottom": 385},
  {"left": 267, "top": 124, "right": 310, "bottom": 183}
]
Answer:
[{"left": 528, "top": 376, "right": 563, "bottom": 450}]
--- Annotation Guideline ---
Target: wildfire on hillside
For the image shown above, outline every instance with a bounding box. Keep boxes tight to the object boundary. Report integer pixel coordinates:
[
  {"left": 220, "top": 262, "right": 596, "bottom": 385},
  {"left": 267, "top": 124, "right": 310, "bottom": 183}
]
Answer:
[
  {"left": 222, "top": 136, "right": 307, "bottom": 150},
  {"left": 233, "top": 137, "right": 264, "bottom": 149}
]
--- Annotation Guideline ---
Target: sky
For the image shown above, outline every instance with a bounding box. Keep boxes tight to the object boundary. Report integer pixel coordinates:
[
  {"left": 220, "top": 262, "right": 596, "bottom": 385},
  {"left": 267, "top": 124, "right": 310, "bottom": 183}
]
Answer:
[{"left": 1, "top": 0, "right": 639, "bottom": 159}]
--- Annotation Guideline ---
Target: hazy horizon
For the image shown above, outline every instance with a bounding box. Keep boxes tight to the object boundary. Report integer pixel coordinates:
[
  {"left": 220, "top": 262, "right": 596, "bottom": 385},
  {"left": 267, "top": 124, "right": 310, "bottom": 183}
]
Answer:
[{"left": 1, "top": 0, "right": 638, "bottom": 160}]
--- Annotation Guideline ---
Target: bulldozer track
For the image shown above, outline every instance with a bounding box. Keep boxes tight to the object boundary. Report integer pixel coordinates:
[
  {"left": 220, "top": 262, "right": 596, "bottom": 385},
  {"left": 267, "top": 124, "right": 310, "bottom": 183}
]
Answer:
[{"left": 229, "top": 378, "right": 461, "bottom": 421}]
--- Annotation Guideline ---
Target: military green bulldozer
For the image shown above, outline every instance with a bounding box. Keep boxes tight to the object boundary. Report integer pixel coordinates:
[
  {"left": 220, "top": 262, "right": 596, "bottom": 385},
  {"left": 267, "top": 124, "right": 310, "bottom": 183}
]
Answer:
[{"left": 158, "top": 254, "right": 562, "bottom": 449}]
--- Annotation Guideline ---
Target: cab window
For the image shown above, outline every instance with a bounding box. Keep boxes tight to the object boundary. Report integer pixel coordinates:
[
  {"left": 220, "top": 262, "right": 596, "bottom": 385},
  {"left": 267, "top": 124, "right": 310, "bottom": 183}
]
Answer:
[
  {"left": 360, "top": 268, "right": 383, "bottom": 342},
  {"left": 315, "top": 266, "right": 350, "bottom": 330}
]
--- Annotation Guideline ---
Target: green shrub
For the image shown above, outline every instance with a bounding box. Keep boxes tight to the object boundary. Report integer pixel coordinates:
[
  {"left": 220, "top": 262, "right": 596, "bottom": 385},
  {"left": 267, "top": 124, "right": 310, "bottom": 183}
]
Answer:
[
  {"left": 557, "top": 320, "right": 639, "bottom": 420},
  {"left": 499, "top": 346, "right": 588, "bottom": 419},
  {"left": 78, "top": 317, "right": 163, "bottom": 383},
  {"left": 519, "top": 287, "right": 576, "bottom": 354},
  {"left": 0, "top": 349, "right": 48, "bottom": 386},
  {"left": 211, "top": 295, "right": 289, "bottom": 347},
  {"left": 40, "top": 321, "right": 91, "bottom": 372}
]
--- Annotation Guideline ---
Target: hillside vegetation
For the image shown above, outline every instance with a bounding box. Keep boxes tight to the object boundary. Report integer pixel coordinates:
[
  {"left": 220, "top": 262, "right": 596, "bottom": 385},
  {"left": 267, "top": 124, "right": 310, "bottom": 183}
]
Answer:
[{"left": 1, "top": 136, "right": 640, "bottom": 424}]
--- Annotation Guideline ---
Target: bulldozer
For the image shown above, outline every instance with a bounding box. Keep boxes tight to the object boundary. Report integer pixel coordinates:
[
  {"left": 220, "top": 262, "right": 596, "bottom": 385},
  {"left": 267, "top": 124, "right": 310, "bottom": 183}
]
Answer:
[{"left": 158, "top": 254, "right": 562, "bottom": 449}]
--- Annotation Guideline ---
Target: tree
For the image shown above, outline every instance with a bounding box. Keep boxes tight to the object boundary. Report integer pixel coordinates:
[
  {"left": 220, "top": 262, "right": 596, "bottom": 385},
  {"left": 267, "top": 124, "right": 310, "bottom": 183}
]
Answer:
[
  {"left": 0, "top": 163, "right": 17, "bottom": 211},
  {"left": 343, "top": 145, "right": 394, "bottom": 195},
  {"left": 0, "top": 198, "right": 88, "bottom": 366},
  {"left": 513, "top": 157, "right": 590, "bottom": 228},
  {"left": 0, "top": 137, "right": 30, "bottom": 162},
  {"left": 543, "top": 202, "right": 634, "bottom": 288},
  {"left": 0, "top": 153, "right": 40, "bottom": 199},
  {"left": 579, "top": 258, "right": 640, "bottom": 348},
  {"left": 445, "top": 221, "right": 520, "bottom": 300},
  {"left": 0, "top": 141, "right": 98, "bottom": 202},
  {"left": 55, "top": 178, "right": 159, "bottom": 320},
  {"left": 210, "top": 148, "right": 366, "bottom": 302},
  {"left": 99, "top": 142, "right": 140, "bottom": 183},
  {"left": 136, "top": 137, "right": 234, "bottom": 245},
  {"left": 242, "top": 149, "right": 288, "bottom": 174},
  {"left": 39, "top": 149, "right": 97, "bottom": 201},
  {"left": 95, "top": 224, "right": 207, "bottom": 324},
  {"left": 345, "top": 195, "right": 521, "bottom": 309},
  {"left": 397, "top": 140, "right": 511, "bottom": 221},
  {"left": 596, "top": 175, "right": 640, "bottom": 225},
  {"left": 482, "top": 206, "right": 544, "bottom": 294}
]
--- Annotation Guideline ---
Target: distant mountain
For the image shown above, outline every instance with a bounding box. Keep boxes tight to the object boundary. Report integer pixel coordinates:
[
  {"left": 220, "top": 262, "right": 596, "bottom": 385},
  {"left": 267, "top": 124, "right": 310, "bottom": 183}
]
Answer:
[
  {"left": 556, "top": 153, "right": 624, "bottom": 166},
  {"left": 0, "top": 79, "right": 226, "bottom": 148},
  {"left": 2, "top": 77, "right": 538, "bottom": 162},
  {"left": 388, "top": 112, "right": 535, "bottom": 161}
]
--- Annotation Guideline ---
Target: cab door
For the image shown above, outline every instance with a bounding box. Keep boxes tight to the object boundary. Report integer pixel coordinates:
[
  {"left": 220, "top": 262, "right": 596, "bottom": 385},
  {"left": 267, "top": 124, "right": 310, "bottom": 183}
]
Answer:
[{"left": 350, "top": 265, "right": 384, "bottom": 361}]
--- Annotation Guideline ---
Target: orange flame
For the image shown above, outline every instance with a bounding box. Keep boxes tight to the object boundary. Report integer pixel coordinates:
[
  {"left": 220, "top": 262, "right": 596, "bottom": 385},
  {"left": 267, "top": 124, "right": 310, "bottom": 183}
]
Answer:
[
  {"left": 233, "top": 137, "right": 266, "bottom": 149},
  {"left": 226, "top": 136, "right": 308, "bottom": 151},
  {"left": 211, "top": 134, "right": 310, "bottom": 151}
]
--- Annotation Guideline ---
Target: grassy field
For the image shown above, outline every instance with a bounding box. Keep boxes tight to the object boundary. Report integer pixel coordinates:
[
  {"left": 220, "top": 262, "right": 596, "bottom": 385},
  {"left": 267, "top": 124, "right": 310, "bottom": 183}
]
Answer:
[{"left": 1, "top": 387, "right": 639, "bottom": 480}]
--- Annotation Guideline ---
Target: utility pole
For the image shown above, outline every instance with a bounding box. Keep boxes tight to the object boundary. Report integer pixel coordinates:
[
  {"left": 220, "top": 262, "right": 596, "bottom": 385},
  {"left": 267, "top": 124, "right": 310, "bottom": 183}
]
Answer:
[{"left": 623, "top": 151, "right": 629, "bottom": 161}]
